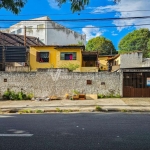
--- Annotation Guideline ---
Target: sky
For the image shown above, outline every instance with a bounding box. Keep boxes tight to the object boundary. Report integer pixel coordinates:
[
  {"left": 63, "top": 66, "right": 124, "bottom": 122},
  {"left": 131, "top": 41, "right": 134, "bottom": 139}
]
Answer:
[{"left": 0, "top": 0, "right": 150, "bottom": 50}]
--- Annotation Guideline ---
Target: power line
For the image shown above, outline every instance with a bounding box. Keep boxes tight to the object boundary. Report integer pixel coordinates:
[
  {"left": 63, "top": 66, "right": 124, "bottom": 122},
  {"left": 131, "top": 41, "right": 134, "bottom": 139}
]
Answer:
[
  {"left": 0, "top": 16, "right": 150, "bottom": 22},
  {"left": 1, "top": 23, "right": 150, "bottom": 29}
]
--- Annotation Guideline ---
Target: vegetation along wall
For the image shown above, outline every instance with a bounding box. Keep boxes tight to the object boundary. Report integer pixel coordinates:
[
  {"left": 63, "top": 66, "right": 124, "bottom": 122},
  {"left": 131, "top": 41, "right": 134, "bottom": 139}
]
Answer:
[{"left": 0, "top": 69, "right": 123, "bottom": 98}]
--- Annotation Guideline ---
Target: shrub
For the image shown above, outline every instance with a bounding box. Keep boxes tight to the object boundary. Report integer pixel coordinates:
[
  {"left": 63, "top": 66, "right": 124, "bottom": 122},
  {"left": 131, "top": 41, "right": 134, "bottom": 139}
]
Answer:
[
  {"left": 95, "top": 106, "right": 102, "bottom": 111},
  {"left": 98, "top": 94, "right": 121, "bottom": 99},
  {"left": 35, "top": 110, "right": 44, "bottom": 113},
  {"left": 2, "top": 89, "right": 34, "bottom": 100},
  {"left": 98, "top": 94, "right": 105, "bottom": 98},
  {"left": 59, "top": 63, "right": 79, "bottom": 71},
  {"left": 27, "top": 93, "right": 34, "bottom": 100}
]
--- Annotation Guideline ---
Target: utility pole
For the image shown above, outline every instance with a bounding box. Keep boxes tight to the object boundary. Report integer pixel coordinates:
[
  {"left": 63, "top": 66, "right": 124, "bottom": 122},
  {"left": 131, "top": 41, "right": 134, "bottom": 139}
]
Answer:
[
  {"left": 24, "top": 26, "right": 26, "bottom": 46},
  {"left": 2, "top": 33, "right": 5, "bottom": 71},
  {"left": 24, "top": 26, "right": 28, "bottom": 66}
]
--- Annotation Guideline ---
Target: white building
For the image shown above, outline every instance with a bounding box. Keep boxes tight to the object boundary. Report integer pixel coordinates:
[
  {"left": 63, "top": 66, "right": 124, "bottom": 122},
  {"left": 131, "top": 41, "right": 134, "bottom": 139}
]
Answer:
[{"left": 2, "top": 16, "right": 86, "bottom": 45}]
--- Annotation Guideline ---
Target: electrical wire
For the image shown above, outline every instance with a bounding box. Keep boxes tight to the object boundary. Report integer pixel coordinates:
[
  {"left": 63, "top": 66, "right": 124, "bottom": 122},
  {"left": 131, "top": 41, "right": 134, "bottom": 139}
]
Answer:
[
  {"left": 0, "top": 16, "right": 150, "bottom": 22},
  {"left": 1, "top": 23, "right": 150, "bottom": 29}
]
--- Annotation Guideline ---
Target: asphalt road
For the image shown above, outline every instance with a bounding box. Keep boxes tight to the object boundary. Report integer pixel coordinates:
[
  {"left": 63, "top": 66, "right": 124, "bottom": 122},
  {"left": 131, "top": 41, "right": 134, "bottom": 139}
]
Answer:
[{"left": 0, "top": 113, "right": 150, "bottom": 150}]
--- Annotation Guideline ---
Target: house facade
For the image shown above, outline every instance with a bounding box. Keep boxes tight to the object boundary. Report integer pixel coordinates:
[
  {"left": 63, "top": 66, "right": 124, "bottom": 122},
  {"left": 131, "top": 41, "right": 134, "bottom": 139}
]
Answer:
[
  {"left": 107, "top": 51, "right": 150, "bottom": 97},
  {"left": 98, "top": 55, "right": 114, "bottom": 71},
  {"left": 2, "top": 16, "right": 86, "bottom": 45},
  {"left": 30, "top": 45, "right": 99, "bottom": 72}
]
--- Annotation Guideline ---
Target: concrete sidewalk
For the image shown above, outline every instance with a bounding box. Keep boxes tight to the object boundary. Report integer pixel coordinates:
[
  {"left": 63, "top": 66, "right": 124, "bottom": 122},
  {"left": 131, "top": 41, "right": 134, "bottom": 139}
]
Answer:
[{"left": 1, "top": 98, "right": 150, "bottom": 113}]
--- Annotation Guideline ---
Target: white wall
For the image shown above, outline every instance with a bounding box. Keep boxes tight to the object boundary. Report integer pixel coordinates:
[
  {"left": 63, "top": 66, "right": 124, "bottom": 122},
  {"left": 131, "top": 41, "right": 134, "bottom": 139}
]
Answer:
[
  {"left": 2, "top": 16, "right": 86, "bottom": 45},
  {"left": 47, "top": 21, "right": 86, "bottom": 45}
]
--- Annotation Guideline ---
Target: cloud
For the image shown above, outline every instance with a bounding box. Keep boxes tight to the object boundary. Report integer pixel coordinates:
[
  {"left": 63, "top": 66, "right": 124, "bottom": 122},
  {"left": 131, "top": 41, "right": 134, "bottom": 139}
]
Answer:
[
  {"left": 112, "top": 31, "right": 118, "bottom": 36},
  {"left": 48, "top": 0, "right": 59, "bottom": 9},
  {"left": 82, "top": 25, "right": 103, "bottom": 41},
  {"left": 91, "top": 0, "right": 150, "bottom": 31}
]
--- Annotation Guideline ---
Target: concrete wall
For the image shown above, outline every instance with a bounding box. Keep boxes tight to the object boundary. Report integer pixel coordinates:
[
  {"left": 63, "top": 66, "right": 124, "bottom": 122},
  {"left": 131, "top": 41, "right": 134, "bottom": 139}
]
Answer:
[
  {"left": 120, "top": 52, "right": 143, "bottom": 68},
  {"left": 47, "top": 21, "right": 86, "bottom": 45},
  {"left": 0, "top": 69, "right": 123, "bottom": 99},
  {"left": 142, "top": 58, "right": 150, "bottom": 67}
]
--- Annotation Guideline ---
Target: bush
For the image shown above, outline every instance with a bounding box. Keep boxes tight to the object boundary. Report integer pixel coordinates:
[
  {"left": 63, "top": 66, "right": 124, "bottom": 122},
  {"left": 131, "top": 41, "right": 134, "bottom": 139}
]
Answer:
[
  {"left": 2, "top": 89, "right": 34, "bottom": 100},
  {"left": 98, "top": 94, "right": 105, "bottom": 98},
  {"left": 59, "top": 63, "right": 79, "bottom": 71},
  {"left": 95, "top": 106, "right": 102, "bottom": 111},
  {"left": 98, "top": 94, "right": 121, "bottom": 99}
]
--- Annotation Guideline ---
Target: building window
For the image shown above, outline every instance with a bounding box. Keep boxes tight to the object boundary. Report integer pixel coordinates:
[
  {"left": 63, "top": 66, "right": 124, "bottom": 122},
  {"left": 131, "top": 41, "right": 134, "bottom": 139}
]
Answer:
[
  {"left": 11, "top": 31, "right": 16, "bottom": 34},
  {"left": 60, "top": 52, "right": 76, "bottom": 60},
  {"left": 37, "top": 24, "right": 44, "bottom": 31},
  {"left": 36, "top": 52, "right": 49, "bottom": 63},
  {"left": 26, "top": 26, "right": 33, "bottom": 32},
  {"left": 17, "top": 28, "right": 22, "bottom": 34}
]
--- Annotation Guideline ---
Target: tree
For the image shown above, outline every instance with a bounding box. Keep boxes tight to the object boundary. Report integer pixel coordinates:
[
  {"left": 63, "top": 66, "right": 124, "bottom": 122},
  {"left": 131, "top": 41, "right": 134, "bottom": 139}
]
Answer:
[
  {"left": 56, "top": 0, "right": 89, "bottom": 12},
  {"left": 86, "top": 36, "right": 117, "bottom": 55},
  {"left": 56, "top": 0, "right": 121, "bottom": 12},
  {"left": 118, "top": 28, "right": 150, "bottom": 57},
  {"left": 0, "top": 0, "right": 121, "bottom": 14},
  {"left": 0, "top": 0, "right": 27, "bottom": 14}
]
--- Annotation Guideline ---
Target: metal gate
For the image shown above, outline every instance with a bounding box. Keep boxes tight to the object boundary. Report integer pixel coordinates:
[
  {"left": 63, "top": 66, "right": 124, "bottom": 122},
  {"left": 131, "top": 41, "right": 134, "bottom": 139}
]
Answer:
[{"left": 123, "top": 72, "right": 150, "bottom": 97}]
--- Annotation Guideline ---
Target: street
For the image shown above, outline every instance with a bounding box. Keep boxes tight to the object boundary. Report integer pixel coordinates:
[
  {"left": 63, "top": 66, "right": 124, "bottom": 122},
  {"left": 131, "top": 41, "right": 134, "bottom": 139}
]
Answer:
[{"left": 0, "top": 113, "right": 150, "bottom": 150}]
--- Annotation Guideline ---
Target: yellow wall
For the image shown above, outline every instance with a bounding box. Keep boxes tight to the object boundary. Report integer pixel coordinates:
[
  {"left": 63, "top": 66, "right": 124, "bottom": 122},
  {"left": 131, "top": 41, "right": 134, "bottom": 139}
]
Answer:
[
  {"left": 30, "top": 46, "right": 82, "bottom": 71},
  {"left": 115, "top": 56, "right": 120, "bottom": 65},
  {"left": 98, "top": 56, "right": 112, "bottom": 70},
  {"left": 81, "top": 67, "right": 98, "bottom": 72},
  {"left": 30, "top": 46, "right": 57, "bottom": 71},
  {"left": 56, "top": 49, "right": 82, "bottom": 72}
]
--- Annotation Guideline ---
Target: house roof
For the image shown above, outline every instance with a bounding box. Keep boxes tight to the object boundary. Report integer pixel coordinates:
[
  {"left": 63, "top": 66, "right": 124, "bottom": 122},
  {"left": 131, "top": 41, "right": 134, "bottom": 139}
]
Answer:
[
  {"left": 99, "top": 54, "right": 115, "bottom": 57},
  {"left": 107, "top": 54, "right": 120, "bottom": 61},
  {"left": 30, "top": 45, "right": 85, "bottom": 50},
  {"left": 0, "top": 32, "right": 45, "bottom": 48},
  {"left": 82, "top": 51, "right": 98, "bottom": 56}
]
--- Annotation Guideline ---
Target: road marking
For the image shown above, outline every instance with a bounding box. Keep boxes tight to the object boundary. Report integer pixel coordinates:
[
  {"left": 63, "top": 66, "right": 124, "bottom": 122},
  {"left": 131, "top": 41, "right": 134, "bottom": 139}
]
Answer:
[{"left": 0, "top": 134, "right": 33, "bottom": 137}]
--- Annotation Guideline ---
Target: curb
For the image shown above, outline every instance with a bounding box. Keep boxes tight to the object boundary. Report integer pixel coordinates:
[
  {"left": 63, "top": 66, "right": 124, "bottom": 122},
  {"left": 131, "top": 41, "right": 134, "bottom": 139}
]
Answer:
[{"left": 1, "top": 107, "right": 150, "bottom": 114}]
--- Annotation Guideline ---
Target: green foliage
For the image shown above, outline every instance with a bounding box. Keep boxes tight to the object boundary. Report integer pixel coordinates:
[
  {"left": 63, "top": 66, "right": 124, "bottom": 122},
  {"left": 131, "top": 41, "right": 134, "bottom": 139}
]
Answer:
[
  {"left": 121, "top": 109, "right": 128, "bottom": 113},
  {"left": 98, "top": 94, "right": 121, "bottom": 99},
  {"left": 56, "top": 0, "right": 89, "bottom": 12},
  {"left": 2, "top": 89, "right": 34, "bottom": 100},
  {"left": 119, "top": 28, "right": 150, "bottom": 57},
  {"left": 56, "top": 108, "right": 63, "bottom": 112},
  {"left": 72, "top": 90, "right": 79, "bottom": 95},
  {"left": 0, "top": 0, "right": 27, "bottom": 14},
  {"left": 27, "top": 93, "right": 34, "bottom": 100},
  {"left": 78, "top": 41, "right": 84, "bottom": 46},
  {"left": 86, "top": 36, "right": 117, "bottom": 55},
  {"left": 98, "top": 94, "right": 105, "bottom": 98},
  {"left": 59, "top": 63, "right": 79, "bottom": 71},
  {"left": 35, "top": 110, "right": 44, "bottom": 113},
  {"left": 95, "top": 106, "right": 102, "bottom": 111}
]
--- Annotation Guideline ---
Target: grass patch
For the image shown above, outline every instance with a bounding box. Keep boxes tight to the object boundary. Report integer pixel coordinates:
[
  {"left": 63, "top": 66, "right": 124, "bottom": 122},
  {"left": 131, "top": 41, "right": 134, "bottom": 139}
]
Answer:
[
  {"left": 56, "top": 108, "right": 63, "bottom": 112},
  {"left": 95, "top": 106, "right": 102, "bottom": 111},
  {"left": 98, "top": 94, "right": 121, "bottom": 99},
  {"left": 120, "top": 109, "right": 128, "bottom": 112},
  {"left": 34, "top": 110, "right": 44, "bottom": 113}
]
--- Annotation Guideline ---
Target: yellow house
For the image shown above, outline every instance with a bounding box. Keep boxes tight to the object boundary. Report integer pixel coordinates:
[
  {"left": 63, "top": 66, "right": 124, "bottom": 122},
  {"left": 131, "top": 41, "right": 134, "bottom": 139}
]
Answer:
[
  {"left": 29, "top": 45, "right": 99, "bottom": 72},
  {"left": 98, "top": 55, "right": 114, "bottom": 71},
  {"left": 107, "top": 54, "right": 120, "bottom": 72},
  {"left": 30, "top": 45, "right": 83, "bottom": 71}
]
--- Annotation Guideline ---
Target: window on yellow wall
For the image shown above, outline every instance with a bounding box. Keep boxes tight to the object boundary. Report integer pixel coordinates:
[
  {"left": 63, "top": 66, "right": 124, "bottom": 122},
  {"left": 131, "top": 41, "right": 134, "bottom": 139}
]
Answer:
[
  {"left": 36, "top": 52, "right": 49, "bottom": 62},
  {"left": 60, "top": 52, "right": 76, "bottom": 60}
]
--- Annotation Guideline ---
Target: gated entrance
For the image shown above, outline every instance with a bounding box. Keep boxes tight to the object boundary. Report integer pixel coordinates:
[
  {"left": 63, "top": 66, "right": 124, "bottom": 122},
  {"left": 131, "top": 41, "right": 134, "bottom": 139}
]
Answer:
[{"left": 123, "top": 72, "right": 150, "bottom": 97}]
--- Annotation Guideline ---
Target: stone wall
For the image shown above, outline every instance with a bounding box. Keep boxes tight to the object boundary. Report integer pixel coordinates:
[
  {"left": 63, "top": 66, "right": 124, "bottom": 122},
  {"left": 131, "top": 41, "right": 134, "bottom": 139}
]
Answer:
[{"left": 0, "top": 69, "right": 123, "bottom": 98}]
